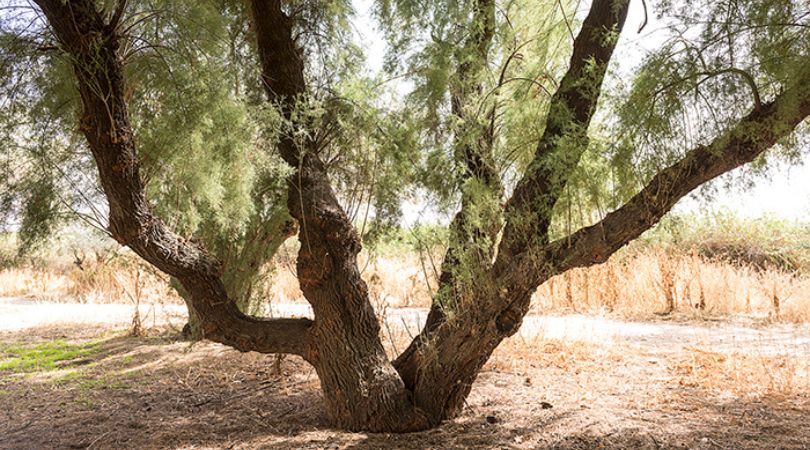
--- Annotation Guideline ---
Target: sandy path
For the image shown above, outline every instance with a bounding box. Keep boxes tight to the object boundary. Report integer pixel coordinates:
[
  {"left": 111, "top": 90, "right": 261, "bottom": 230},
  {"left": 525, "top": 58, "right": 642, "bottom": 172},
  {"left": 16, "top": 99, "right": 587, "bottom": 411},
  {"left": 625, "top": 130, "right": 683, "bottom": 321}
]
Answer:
[{"left": 2, "top": 296, "right": 809, "bottom": 356}]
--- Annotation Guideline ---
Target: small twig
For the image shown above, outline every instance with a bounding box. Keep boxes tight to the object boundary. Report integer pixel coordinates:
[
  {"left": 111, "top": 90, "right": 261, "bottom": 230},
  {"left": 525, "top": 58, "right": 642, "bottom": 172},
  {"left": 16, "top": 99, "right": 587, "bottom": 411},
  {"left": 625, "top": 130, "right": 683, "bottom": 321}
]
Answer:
[
  {"left": 638, "top": 0, "right": 649, "bottom": 33},
  {"left": 86, "top": 430, "right": 112, "bottom": 449},
  {"left": 557, "top": 0, "right": 576, "bottom": 42}
]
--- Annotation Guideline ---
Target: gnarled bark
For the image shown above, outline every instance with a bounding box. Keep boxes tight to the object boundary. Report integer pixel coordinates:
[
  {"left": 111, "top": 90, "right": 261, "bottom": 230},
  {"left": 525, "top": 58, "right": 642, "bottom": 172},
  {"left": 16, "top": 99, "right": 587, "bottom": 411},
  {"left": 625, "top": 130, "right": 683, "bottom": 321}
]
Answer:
[
  {"left": 498, "top": 0, "right": 631, "bottom": 260},
  {"left": 175, "top": 206, "right": 297, "bottom": 339},
  {"left": 396, "top": 0, "right": 631, "bottom": 421},
  {"left": 249, "top": 0, "right": 428, "bottom": 431},
  {"left": 34, "top": 0, "right": 312, "bottom": 357},
  {"left": 395, "top": 0, "right": 501, "bottom": 391}
]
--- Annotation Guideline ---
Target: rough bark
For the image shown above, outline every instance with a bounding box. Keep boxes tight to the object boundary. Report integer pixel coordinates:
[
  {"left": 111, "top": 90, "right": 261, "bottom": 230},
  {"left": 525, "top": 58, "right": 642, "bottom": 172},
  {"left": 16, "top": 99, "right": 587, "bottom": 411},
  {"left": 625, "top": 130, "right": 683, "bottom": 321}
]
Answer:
[
  {"left": 395, "top": 0, "right": 631, "bottom": 420},
  {"left": 395, "top": 0, "right": 501, "bottom": 389},
  {"left": 249, "top": 0, "right": 428, "bottom": 431},
  {"left": 499, "top": 0, "right": 630, "bottom": 260},
  {"left": 395, "top": 0, "right": 809, "bottom": 426},
  {"left": 34, "top": 0, "right": 312, "bottom": 357},
  {"left": 490, "top": 71, "right": 810, "bottom": 337},
  {"left": 174, "top": 207, "right": 296, "bottom": 339},
  {"left": 485, "top": 0, "right": 631, "bottom": 333}
]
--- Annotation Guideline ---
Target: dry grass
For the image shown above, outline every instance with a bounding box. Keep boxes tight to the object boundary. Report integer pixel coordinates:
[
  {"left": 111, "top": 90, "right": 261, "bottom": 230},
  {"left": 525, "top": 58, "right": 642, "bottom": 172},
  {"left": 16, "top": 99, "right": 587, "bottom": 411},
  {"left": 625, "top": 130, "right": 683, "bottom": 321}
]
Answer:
[
  {"left": 0, "top": 267, "right": 72, "bottom": 299},
  {"left": 668, "top": 346, "right": 810, "bottom": 398},
  {"left": 268, "top": 245, "right": 810, "bottom": 323},
  {"left": 531, "top": 248, "right": 810, "bottom": 322},
  {"left": 3, "top": 244, "right": 809, "bottom": 323},
  {"left": 0, "top": 252, "right": 180, "bottom": 305},
  {"left": 265, "top": 248, "right": 441, "bottom": 308}
]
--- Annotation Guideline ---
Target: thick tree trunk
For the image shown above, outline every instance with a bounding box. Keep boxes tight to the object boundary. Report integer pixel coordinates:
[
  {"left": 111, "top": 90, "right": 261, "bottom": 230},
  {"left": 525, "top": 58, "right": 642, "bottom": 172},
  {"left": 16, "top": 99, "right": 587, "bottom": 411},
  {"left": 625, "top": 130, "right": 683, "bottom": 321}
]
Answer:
[
  {"left": 249, "top": 0, "right": 428, "bottom": 430},
  {"left": 396, "top": 0, "right": 631, "bottom": 421},
  {"left": 288, "top": 155, "right": 427, "bottom": 431}
]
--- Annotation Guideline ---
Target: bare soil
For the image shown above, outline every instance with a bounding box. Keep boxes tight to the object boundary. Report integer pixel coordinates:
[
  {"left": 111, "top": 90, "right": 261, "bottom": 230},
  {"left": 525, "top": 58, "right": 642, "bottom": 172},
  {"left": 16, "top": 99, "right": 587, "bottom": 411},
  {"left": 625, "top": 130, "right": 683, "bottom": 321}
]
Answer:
[{"left": 1, "top": 300, "right": 809, "bottom": 449}]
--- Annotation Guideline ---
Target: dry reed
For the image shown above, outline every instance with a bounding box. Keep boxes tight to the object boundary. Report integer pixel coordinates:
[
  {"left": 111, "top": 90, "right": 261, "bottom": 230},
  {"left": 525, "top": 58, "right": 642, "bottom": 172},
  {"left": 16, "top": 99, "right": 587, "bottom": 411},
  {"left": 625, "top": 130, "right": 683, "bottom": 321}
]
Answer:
[{"left": 2, "top": 245, "right": 808, "bottom": 323}]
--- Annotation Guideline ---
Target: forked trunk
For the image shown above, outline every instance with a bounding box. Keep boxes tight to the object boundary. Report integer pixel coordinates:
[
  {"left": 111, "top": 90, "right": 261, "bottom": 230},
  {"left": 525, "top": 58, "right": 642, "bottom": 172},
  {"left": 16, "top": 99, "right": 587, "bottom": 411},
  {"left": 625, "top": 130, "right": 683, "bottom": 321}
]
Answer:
[
  {"left": 287, "top": 156, "right": 428, "bottom": 431},
  {"left": 307, "top": 297, "right": 427, "bottom": 431},
  {"left": 34, "top": 0, "right": 810, "bottom": 435}
]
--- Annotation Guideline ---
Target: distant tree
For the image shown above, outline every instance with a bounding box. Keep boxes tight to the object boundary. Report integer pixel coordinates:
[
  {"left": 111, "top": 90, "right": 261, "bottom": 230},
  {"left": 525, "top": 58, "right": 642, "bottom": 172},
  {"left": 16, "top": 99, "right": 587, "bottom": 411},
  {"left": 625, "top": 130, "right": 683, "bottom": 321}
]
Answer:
[{"left": 3, "top": 0, "right": 808, "bottom": 432}]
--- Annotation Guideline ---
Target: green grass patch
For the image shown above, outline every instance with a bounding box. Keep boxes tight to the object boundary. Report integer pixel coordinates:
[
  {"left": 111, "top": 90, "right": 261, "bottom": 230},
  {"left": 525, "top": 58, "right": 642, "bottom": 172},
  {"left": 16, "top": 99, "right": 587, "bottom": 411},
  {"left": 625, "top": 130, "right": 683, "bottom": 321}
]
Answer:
[
  {"left": 51, "top": 367, "right": 139, "bottom": 392},
  {"left": 0, "top": 340, "right": 102, "bottom": 372}
]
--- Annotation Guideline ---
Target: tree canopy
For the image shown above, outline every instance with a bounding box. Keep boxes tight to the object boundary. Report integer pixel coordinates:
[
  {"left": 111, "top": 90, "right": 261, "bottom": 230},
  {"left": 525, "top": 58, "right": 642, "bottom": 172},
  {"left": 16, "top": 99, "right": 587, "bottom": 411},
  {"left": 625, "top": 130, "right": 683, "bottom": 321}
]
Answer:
[{"left": 1, "top": 0, "right": 808, "bottom": 432}]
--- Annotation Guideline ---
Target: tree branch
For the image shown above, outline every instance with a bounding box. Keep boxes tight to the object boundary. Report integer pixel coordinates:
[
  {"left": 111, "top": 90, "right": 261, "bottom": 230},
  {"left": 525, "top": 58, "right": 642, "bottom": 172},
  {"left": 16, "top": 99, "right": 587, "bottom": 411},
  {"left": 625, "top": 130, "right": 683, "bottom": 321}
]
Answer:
[
  {"left": 395, "top": 0, "right": 501, "bottom": 388},
  {"left": 33, "top": 0, "right": 312, "bottom": 358},
  {"left": 548, "top": 82, "right": 810, "bottom": 273},
  {"left": 248, "top": 1, "right": 430, "bottom": 429},
  {"left": 107, "top": 0, "right": 127, "bottom": 32},
  {"left": 497, "top": 0, "right": 630, "bottom": 261},
  {"left": 494, "top": 69, "right": 810, "bottom": 332}
]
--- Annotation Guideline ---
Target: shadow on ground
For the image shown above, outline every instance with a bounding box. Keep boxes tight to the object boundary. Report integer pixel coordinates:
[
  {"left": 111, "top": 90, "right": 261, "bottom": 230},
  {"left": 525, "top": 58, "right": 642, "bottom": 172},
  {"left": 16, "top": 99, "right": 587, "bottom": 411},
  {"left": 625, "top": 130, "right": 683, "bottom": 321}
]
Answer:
[{"left": 1, "top": 326, "right": 809, "bottom": 449}]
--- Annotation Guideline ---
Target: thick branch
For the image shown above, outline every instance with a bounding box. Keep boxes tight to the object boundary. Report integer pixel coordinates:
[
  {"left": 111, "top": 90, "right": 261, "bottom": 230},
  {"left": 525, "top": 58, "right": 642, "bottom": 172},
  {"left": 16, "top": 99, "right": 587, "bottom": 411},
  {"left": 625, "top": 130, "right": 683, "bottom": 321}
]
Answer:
[
  {"left": 248, "top": 0, "right": 373, "bottom": 322},
  {"left": 494, "top": 70, "right": 810, "bottom": 332},
  {"left": 548, "top": 85, "right": 810, "bottom": 273},
  {"left": 34, "top": 0, "right": 312, "bottom": 357},
  {"left": 249, "top": 0, "right": 428, "bottom": 430},
  {"left": 396, "top": 0, "right": 630, "bottom": 395},
  {"left": 395, "top": 0, "right": 501, "bottom": 388},
  {"left": 450, "top": 0, "right": 498, "bottom": 181},
  {"left": 497, "top": 0, "right": 630, "bottom": 260}
]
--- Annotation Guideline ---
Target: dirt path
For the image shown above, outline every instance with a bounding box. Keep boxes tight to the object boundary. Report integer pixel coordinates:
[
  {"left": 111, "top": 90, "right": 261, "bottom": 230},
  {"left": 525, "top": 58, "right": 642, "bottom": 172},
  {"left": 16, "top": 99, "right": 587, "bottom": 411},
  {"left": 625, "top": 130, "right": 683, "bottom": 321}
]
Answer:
[
  {"left": 3, "top": 297, "right": 809, "bottom": 357},
  {"left": 1, "top": 297, "right": 809, "bottom": 449}
]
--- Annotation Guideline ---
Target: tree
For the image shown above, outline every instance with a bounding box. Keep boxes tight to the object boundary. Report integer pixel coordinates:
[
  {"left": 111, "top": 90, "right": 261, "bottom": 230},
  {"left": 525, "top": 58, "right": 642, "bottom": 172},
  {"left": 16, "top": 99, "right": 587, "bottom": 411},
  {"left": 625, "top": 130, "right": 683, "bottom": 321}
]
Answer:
[
  {"left": 0, "top": 0, "right": 297, "bottom": 336},
  {"left": 9, "top": 0, "right": 810, "bottom": 432}
]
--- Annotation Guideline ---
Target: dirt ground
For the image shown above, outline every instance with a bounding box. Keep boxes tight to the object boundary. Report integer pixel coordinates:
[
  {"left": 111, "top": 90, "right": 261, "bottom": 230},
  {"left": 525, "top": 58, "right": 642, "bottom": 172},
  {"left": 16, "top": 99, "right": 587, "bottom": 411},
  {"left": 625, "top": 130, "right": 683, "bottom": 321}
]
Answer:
[{"left": 1, "top": 304, "right": 810, "bottom": 449}]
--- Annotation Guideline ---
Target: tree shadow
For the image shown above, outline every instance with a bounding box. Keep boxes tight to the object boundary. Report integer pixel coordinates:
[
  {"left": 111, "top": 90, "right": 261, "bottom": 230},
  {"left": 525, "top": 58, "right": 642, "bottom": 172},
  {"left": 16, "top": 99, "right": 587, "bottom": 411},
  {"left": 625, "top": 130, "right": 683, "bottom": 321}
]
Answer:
[
  {"left": 337, "top": 393, "right": 810, "bottom": 450},
  {"left": 1, "top": 326, "right": 809, "bottom": 449},
  {"left": 0, "top": 326, "right": 326, "bottom": 449}
]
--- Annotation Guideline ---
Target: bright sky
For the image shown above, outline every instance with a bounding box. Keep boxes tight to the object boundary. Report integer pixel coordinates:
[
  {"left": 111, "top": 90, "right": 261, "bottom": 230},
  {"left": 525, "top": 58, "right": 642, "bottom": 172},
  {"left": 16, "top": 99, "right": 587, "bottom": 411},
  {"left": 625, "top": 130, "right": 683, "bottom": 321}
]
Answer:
[{"left": 353, "top": 0, "right": 810, "bottom": 224}]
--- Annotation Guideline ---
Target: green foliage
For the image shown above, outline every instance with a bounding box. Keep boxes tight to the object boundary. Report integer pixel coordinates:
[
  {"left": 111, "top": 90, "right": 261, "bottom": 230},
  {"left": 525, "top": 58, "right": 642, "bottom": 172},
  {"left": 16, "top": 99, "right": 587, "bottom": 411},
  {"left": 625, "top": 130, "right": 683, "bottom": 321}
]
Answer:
[
  {"left": 640, "top": 213, "right": 810, "bottom": 273},
  {"left": 119, "top": 0, "right": 274, "bottom": 237},
  {"left": 2, "top": 0, "right": 810, "bottom": 313},
  {"left": 320, "top": 77, "right": 424, "bottom": 238},
  {"left": 0, "top": 0, "right": 296, "bottom": 313},
  {"left": 609, "top": 0, "right": 810, "bottom": 197},
  {"left": 364, "top": 223, "right": 449, "bottom": 256},
  {"left": 531, "top": 0, "right": 810, "bottom": 237},
  {"left": 0, "top": 19, "right": 98, "bottom": 250},
  {"left": 376, "top": 0, "right": 576, "bottom": 212},
  {"left": 16, "top": 176, "right": 60, "bottom": 255},
  {"left": 0, "top": 340, "right": 101, "bottom": 373}
]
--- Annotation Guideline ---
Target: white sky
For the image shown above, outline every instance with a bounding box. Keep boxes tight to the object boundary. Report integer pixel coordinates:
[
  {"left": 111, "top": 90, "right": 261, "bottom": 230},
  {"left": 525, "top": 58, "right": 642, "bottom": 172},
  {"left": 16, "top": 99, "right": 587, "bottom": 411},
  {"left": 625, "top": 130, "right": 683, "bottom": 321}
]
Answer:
[{"left": 352, "top": 0, "right": 810, "bottom": 224}]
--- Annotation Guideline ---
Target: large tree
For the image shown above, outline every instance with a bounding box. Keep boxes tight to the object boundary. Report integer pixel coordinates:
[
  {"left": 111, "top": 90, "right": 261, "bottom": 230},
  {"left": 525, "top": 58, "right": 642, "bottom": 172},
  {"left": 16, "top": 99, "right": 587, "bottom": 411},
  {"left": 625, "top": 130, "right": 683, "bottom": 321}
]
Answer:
[{"left": 7, "top": 0, "right": 809, "bottom": 431}]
